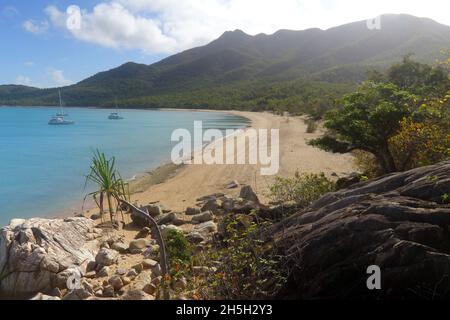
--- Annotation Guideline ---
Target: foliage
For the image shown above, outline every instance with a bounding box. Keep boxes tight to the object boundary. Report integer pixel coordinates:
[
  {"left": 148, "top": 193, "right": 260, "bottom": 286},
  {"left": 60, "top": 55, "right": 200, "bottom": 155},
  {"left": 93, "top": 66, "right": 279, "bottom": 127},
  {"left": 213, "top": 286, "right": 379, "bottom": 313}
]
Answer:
[
  {"left": 193, "top": 213, "right": 286, "bottom": 299},
  {"left": 310, "top": 82, "right": 416, "bottom": 173},
  {"left": 269, "top": 172, "right": 336, "bottom": 207},
  {"left": 387, "top": 55, "right": 449, "bottom": 97},
  {"left": 164, "top": 229, "right": 192, "bottom": 278},
  {"left": 389, "top": 93, "right": 450, "bottom": 170},
  {"left": 84, "top": 150, "right": 129, "bottom": 226}
]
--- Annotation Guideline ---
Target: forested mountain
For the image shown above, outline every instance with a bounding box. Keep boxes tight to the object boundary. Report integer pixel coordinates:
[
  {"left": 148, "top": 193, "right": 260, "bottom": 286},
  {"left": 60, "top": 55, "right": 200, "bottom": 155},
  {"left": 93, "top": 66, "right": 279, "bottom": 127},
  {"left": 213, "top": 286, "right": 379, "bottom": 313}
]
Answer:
[{"left": 1, "top": 14, "right": 449, "bottom": 114}]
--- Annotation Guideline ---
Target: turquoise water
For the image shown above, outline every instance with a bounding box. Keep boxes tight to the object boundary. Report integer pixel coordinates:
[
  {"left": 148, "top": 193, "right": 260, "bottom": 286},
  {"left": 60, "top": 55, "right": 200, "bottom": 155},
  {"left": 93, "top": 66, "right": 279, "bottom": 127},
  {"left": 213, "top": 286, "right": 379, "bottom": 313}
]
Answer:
[{"left": 0, "top": 107, "right": 249, "bottom": 226}]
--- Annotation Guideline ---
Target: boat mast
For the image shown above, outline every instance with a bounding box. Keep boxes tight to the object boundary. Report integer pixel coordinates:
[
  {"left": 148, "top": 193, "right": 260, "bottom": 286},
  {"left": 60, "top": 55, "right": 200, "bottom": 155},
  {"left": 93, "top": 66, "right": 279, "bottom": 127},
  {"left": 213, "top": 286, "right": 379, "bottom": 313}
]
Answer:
[{"left": 58, "top": 89, "right": 64, "bottom": 115}]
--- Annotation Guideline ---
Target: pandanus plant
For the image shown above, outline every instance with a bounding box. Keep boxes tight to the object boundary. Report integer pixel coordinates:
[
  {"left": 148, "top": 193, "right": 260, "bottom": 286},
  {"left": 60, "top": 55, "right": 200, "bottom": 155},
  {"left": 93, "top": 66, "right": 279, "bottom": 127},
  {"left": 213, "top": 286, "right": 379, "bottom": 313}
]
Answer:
[{"left": 84, "top": 149, "right": 130, "bottom": 226}]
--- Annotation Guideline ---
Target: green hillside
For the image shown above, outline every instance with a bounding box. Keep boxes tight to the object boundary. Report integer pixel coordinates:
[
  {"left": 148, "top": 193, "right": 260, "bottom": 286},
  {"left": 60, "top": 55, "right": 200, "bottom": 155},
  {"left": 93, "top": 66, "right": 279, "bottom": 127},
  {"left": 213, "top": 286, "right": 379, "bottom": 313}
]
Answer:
[{"left": 1, "top": 14, "right": 449, "bottom": 115}]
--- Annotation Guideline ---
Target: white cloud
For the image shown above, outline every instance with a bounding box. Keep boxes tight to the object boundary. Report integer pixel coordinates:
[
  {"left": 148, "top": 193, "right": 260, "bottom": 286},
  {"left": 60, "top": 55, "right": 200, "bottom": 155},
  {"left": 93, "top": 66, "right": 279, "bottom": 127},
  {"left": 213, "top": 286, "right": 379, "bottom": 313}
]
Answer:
[
  {"left": 42, "top": 0, "right": 450, "bottom": 55},
  {"left": 23, "top": 19, "right": 49, "bottom": 34},
  {"left": 24, "top": 61, "right": 34, "bottom": 67},
  {"left": 15, "top": 75, "right": 32, "bottom": 86},
  {"left": 49, "top": 69, "right": 72, "bottom": 86}
]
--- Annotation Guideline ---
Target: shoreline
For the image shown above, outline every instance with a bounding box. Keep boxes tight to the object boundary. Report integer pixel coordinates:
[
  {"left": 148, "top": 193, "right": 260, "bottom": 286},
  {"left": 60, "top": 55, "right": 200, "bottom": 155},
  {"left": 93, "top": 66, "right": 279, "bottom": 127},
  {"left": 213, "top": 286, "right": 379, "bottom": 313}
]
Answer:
[{"left": 2, "top": 109, "right": 356, "bottom": 226}]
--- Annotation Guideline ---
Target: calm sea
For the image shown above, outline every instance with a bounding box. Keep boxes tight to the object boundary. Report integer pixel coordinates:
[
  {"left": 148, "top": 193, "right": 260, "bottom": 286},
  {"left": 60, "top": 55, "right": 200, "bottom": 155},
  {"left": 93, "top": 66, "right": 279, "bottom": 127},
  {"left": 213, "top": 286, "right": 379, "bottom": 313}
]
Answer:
[{"left": 0, "top": 107, "right": 249, "bottom": 226}]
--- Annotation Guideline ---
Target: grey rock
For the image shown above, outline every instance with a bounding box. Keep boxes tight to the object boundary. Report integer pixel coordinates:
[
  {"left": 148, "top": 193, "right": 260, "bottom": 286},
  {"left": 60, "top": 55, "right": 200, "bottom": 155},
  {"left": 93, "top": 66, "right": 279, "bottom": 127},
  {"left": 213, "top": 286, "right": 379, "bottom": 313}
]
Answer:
[
  {"left": 95, "top": 248, "right": 119, "bottom": 267},
  {"left": 191, "top": 211, "right": 214, "bottom": 223},
  {"left": 129, "top": 238, "right": 150, "bottom": 250},
  {"left": 226, "top": 180, "right": 239, "bottom": 189},
  {"left": 111, "top": 242, "right": 128, "bottom": 253},
  {"left": 97, "top": 266, "right": 110, "bottom": 278},
  {"left": 135, "top": 227, "right": 151, "bottom": 239},
  {"left": 0, "top": 217, "right": 100, "bottom": 298},
  {"left": 102, "top": 285, "right": 115, "bottom": 298},
  {"left": 108, "top": 275, "right": 124, "bottom": 291},
  {"left": 186, "top": 232, "right": 205, "bottom": 244},
  {"left": 194, "top": 221, "right": 218, "bottom": 235},
  {"left": 157, "top": 212, "right": 177, "bottom": 225},
  {"left": 239, "top": 185, "right": 260, "bottom": 203},
  {"left": 272, "top": 161, "right": 450, "bottom": 299},
  {"left": 185, "top": 207, "right": 201, "bottom": 216},
  {"left": 142, "top": 259, "right": 158, "bottom": 269},
  {"left": 201, "top": 199, "right": 219, "bottom": 213}
]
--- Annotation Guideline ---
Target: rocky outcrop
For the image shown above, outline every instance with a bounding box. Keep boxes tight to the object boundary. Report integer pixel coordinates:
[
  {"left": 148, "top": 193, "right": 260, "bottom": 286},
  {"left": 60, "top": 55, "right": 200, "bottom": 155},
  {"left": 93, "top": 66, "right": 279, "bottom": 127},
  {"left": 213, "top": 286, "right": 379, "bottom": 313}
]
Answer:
[
  {"left": 272, "top": 161, "right": 450, "bottom": 299},
  {"left": 0, "top": 217, "right": 102, "bottom": 298}
]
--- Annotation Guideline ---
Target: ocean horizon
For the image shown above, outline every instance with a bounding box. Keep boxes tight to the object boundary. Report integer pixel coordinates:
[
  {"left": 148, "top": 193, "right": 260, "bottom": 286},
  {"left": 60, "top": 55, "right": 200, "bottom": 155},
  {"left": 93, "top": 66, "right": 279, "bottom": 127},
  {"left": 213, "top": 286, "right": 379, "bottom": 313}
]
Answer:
[{"left": 0, "top": 107, "right": 249, "bottom": 227}]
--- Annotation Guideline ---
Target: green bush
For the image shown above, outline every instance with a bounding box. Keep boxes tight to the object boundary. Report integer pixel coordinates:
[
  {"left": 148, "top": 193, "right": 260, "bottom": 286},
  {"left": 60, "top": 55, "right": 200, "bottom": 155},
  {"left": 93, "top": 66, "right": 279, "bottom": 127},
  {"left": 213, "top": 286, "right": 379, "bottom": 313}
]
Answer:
[
  {"left": 164, "top": 229, "right": 192, "bottom": 277},
  {"left": 269, "top": 172, "right": 335, "bottom": 207},
  {"left": 194, "top": 213, "right": 286, "bottom": 299}
]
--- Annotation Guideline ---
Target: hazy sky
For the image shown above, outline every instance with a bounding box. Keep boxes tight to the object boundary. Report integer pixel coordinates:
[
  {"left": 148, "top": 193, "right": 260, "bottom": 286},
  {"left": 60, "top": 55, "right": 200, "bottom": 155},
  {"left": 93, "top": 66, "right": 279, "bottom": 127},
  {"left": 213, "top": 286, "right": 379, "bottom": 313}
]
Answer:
[{"left": 1, "top": 0, "right": 449, "bottom": 88}]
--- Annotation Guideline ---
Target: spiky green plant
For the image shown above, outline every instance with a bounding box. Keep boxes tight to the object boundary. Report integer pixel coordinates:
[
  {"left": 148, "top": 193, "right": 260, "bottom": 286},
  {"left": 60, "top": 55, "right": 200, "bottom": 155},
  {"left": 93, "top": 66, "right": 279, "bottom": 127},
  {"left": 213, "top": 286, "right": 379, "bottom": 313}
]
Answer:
[{"left": 84, "top": 149, "right": 130, "bottom": 226}]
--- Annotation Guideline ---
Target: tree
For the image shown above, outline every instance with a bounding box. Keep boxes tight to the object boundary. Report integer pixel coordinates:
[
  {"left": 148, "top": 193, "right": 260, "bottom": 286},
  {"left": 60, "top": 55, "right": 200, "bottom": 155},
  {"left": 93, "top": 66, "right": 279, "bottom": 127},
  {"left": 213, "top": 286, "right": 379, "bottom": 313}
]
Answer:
[
  {"left": 310, "top": 82, "right": 416, "bottom": 173},
  {"left": 387, "top": 55, "right": 449, "bottom": 97},
  {"left": 84, "top": 150, "right": 129, "bottom": 226}
]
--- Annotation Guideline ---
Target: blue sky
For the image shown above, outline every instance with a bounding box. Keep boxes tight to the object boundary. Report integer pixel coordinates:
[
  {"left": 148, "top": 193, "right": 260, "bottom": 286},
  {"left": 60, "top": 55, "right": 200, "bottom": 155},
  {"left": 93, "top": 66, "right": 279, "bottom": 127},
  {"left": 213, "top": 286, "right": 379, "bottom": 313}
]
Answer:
[{"left": 1, "top": 0, "right": 449, "bottom": 88}]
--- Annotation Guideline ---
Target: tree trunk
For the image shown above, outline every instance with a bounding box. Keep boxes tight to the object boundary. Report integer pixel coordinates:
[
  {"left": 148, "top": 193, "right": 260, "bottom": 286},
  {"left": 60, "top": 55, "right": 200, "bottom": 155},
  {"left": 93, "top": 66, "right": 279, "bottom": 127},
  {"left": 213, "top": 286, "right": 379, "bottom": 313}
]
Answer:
[
  {"left": 120, "top": 200, "right": 170, "bottom": 300},
  {"left": 107, "top": 192, "right": 115, "bottom": 224}
]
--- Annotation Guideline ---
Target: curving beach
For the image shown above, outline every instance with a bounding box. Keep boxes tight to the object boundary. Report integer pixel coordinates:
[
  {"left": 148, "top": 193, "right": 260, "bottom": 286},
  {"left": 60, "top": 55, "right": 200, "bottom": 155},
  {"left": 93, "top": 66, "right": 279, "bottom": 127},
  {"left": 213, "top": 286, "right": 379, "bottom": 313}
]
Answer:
[{"left": 125, "top": 110, "right": 356, "bottom": 212}]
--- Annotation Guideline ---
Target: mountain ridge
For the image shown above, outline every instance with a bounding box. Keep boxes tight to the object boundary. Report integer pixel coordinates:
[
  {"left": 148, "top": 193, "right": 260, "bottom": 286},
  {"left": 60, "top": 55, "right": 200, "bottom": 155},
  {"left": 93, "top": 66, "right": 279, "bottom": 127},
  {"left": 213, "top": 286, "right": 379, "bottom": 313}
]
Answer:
[{"left": 1, "top": 14, "right": 449, "bottom": 110}]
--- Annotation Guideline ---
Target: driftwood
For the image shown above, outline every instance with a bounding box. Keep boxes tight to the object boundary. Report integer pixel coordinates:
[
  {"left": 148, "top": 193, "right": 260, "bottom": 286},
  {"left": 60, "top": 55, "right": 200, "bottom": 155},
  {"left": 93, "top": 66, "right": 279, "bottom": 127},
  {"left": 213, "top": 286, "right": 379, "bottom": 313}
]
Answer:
[{"left": 119, "top": 199, "right": 170, "bottom": 299}]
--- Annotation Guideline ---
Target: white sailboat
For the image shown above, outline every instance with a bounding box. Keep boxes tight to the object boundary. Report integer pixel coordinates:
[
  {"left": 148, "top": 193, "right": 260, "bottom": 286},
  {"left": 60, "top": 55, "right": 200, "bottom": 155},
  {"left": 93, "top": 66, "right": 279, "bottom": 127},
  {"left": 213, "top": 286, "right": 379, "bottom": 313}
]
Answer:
[
  {"left": 108, "top": 99, "right": 124, "bottom": 120},
  {"left": 48, "top": 90, "right": 75, "bottom": 125}
]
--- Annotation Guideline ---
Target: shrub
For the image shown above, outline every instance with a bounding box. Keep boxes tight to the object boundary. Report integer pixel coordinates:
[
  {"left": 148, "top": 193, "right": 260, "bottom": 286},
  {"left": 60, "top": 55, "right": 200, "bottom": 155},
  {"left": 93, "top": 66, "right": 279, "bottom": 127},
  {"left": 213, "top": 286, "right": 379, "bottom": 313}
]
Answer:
[
  {"left": 269, "top": 172, "right": 335, "bottom": 207},
  {"left": 164, "top": 229, "right": 192, "bottom": 277},
  {"left": 193, "top": 213, "right": 286, "bottom": 299}
]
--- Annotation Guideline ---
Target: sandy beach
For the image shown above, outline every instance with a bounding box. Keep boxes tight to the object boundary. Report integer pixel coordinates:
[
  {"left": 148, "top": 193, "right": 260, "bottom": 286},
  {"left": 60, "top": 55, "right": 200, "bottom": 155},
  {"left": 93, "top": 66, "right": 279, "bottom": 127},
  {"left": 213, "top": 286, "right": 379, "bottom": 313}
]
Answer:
[{"left": 125, "top": 110, "right": 356, "bottom": 212}]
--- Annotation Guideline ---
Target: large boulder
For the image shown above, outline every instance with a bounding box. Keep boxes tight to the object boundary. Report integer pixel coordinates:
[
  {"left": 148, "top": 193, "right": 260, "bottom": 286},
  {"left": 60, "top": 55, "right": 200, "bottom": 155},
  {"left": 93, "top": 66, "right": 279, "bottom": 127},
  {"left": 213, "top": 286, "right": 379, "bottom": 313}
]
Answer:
[
  {"left": 272, "top": 161, "right": 450, "bottom": 299},
  {"left": 0, "top": 217, "right": 102, "bottom": 298}
]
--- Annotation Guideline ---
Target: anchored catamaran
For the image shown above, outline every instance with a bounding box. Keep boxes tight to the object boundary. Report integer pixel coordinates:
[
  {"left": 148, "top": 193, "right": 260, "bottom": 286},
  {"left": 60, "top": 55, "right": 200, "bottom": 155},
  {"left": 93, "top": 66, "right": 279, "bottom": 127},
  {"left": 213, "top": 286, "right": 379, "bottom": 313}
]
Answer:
[{"left": 48, "top": 90, "right": 74, "bottom": 125}]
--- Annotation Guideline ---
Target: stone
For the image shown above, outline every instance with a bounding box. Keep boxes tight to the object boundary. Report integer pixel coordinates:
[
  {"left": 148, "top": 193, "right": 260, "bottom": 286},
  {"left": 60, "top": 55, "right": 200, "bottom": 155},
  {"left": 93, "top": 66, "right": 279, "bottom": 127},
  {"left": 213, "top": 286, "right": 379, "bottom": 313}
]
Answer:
[
  {"left": 95, "top": 248, "right": 119, "bottom": 267},
  {"left": 115, "top": 268, "right": 127, "bottom": 276},
  {"left": 0, "top": 217, "right": 101, "bottom": 298},
  {"left": 186, "top": 232, "right": 205, "bottom": 244},
  {"left": 143, "top": 204, "right": 163, "bottom": 218},
  {"left": 30, "top": 293, "right": 61, "bottom": 300},
  {"left": 196, "top": 193, "right": 224, "bottom": 202},
  {"left": 121, "top": 277, "right": 131, "bottom": 286},
  {"left": 97, "top": 266, "right": 110, "bottom": 278},
  {"left": 48, "top": 287, "right": 62, "bottom": 298},
  {"left": 135, "top": 227, "right": 151, "bottom": 239},
  {"left": 142, "top": 259, "right": 158, "bottom": 269},
  {"left": 143, "top": 283, "right": 157, "bottom": 295},
  {"left": 194, "top": 221, "right": 218, "bottom": 235},
  {"left": 191, "top": 211, "right": 214, "bottom": 223},
  {"left": 102, "top": 285, "right": 115, "bottom": 298},
  {"left": 239, "top": 185, "right": 260, "bottom": 203},
  {"left": 63, "top": 288, "right": 92, "bottom": 300},
  {"left": 151, "top": 276, "right": 162, "bottom": 286},
  {"left": 185, "top": 207, "right": 201, "bottom": 216},
  {"left": 129, "top": 248, "right": 145, "bottom": 255},
  {"left": 121, "top": 290, "right": 155, "bottom": 300},
  {"left": 201, "top": 199, "right": 219, "bottom": 213},
  {"left": 111, "top": 242, "right": 128, "bottom": 253},
  {"left": 84, "top": 271, "right": 97, "bottom": 279},
  {"left": 108, "top": 276, "right": 124, "bottom": 291},
  {"left": 90, "top": 213, "right": 102, "bottom": 220},
  {"left": 157, "top": 212, "right": 177, "bottom": 225},
  {"left": 272, "top": 161, "right": 450, "bottom": 299},
  {"left": 130, "top": 207, "right": 150, "bottom": 228},
  {"left": 132, "top": 263, "right": 144, "bottom": 274},
  {"left": 126, "top": 269, "right": 139, "bottom": 278},
  {"left": 129, "top": 238, "right": 150, "bottom": 250},
  {"left": 226, "top": 180, "right": 239, "bottom": 189}
]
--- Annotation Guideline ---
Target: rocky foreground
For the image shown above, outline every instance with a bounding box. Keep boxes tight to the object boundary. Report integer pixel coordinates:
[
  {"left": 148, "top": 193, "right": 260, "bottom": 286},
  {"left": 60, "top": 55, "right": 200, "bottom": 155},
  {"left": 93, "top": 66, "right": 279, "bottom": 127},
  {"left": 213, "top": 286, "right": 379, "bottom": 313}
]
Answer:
[
  {"left": 272, "top": 161, "right": 450, "bottom": 299},
  {"left": 0, "top": 184, "right": 261, "bottom": 300},
  {"left": 1, "top": 161, "right": 449, "bottom": 300}
]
